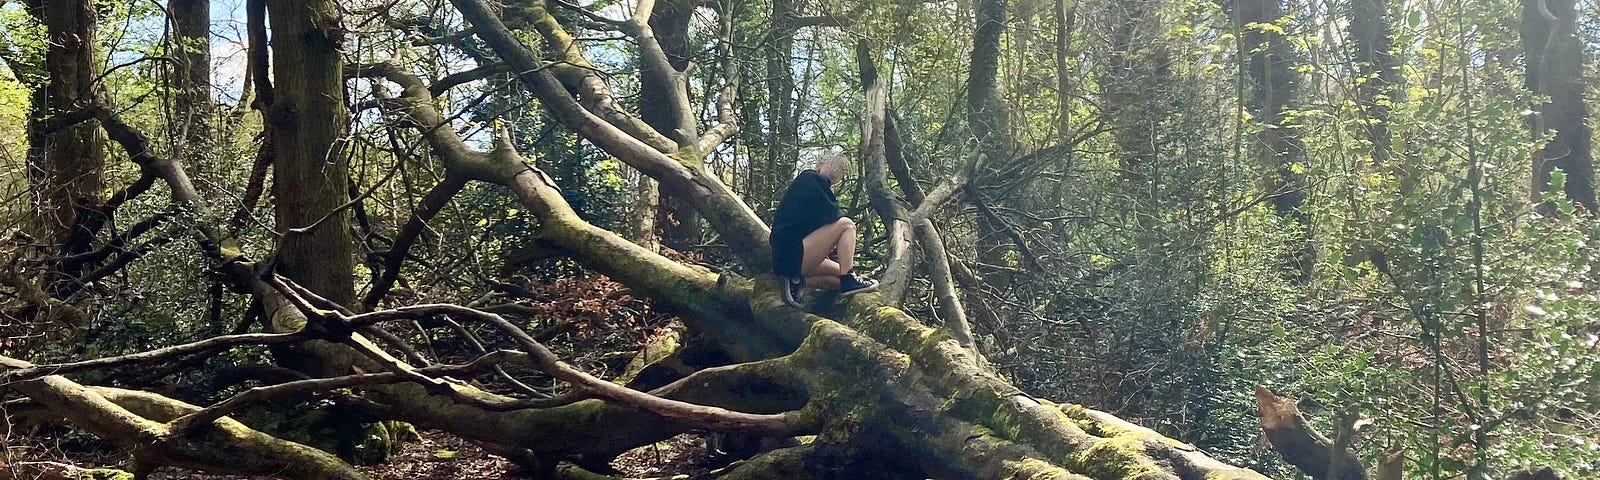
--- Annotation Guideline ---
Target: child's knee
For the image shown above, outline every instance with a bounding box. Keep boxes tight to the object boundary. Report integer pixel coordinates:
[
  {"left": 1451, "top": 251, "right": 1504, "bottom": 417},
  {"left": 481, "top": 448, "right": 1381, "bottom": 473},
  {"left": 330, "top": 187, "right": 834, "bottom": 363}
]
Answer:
[{"left": 837, "top": 216, "right": 856, "bottom": 229}]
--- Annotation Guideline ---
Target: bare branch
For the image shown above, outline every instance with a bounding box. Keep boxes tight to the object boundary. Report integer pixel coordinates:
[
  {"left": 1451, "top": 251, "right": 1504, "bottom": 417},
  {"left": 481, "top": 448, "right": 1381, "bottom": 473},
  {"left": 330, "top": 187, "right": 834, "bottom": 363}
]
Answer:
[
  {"left": 341, "top": 301, "right": 803, "bottom": 434},
  {"left": 692, "top": 13, "right": 742, "bottom": 157},
  {"left": 0, "top": 333, "right": 306, "bottom": 383},
  {"left": 905, "top": 173, "right": 970, "bottom": 226},
  {"left": 549, "top": 0, "right": 628, "bottom": 28},
  {"left": 267, "top": 267, "right": 805, "bottom": 435},
  {"left": 0, "top": 354, "right": 367, "bottom": 479},
  {"left": 456, "top": 0, "right": 776, "bottom": 267},
  {"left": 363, "top": 174, "right": 468, "bottom": 309},
  {"left": 430, "top": 62, "right": 509, "bottom": 96},
  {"left": 169, "top": 350, "right": 572, "bottom": 431}
]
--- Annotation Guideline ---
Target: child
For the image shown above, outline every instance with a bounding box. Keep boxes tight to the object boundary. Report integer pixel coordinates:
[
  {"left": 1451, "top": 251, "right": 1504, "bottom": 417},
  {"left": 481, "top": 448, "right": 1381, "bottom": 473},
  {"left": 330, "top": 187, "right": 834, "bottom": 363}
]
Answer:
[{"left": 769, "top": 154, "right": 877, "bottom": 306}]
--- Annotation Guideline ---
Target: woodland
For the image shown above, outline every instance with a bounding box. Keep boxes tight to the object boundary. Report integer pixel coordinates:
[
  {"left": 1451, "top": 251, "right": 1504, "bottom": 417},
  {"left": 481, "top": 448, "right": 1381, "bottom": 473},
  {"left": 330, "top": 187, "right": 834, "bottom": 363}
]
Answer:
[{"left": 0, "top": 0, "right": 1597, "bottom": 478}]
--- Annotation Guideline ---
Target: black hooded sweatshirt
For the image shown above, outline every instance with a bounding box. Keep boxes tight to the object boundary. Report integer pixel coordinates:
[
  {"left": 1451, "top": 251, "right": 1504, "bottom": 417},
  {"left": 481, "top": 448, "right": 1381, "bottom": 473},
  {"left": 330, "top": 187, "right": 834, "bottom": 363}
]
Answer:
[{"left": 769, "top": 169, "right": 840, "bottom": 276}]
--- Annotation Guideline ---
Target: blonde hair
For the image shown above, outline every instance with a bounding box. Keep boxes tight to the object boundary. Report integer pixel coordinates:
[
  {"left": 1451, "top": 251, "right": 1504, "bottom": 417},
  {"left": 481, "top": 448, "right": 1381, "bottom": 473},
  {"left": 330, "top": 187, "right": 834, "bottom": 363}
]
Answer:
[{"left": 815, "top": 153, "right": 850, "bottom": 180}]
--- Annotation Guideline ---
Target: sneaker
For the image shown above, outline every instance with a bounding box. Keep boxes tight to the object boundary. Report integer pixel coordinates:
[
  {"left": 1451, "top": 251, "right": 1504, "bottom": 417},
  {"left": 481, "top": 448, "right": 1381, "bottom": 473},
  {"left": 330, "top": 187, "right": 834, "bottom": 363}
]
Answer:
[
  {"left": 838, "top": 272, "right": 878, "bottom": 296},
  {"left": 779, "top": 276, "right": 805, "bottom": 307}
]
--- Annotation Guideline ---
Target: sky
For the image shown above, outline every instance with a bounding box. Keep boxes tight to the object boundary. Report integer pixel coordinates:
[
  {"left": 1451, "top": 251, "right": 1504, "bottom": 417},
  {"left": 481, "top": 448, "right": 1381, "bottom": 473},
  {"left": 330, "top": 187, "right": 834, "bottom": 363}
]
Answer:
[{"left": 207, "top": 0, "right": 249, "bottom": 103}]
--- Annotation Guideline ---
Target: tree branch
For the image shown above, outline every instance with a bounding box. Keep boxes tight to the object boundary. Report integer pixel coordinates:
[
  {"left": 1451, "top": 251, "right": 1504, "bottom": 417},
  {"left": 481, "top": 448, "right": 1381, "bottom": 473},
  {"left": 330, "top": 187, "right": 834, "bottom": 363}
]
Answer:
[
  {"left": 452, "top": 0, "right": 775, "bottom": 269},
  {"left": 0, "top": 355, "right": 367, "bottom": 479},
  {"left": 337, "top": 301, "right": 805, "bottom": 435},
  {"left": 363, "top": 174, "right": 469, "bottom": 309},
  {"left": 1, "top": 333, "right": 307, "bottom": 383},
  {"left": 1254, "top": 386, "right": 1371, "bottom": 480}
]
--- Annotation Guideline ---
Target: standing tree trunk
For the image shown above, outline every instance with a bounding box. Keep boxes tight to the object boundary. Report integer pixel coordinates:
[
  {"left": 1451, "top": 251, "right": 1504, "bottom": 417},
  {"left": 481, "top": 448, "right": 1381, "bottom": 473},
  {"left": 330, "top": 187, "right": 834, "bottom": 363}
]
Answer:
[
  {"left": 24, "top": 0, "right": 105, "bottom": 256},
  {"left": 1348, "top": 0, "right": 1399, "bottom": 167},
  {"left": 1522, "top": 0, "right": 1595, "bottom": 212},
  {"left": 859, "top": 42, "right": 899, "bottom": 239},
  {"left": 965, "top": 0, "right": 1020, "bottom": 337},
  {"left": 267, "top": 0, "right": 355, "bottom": 376},
  {"left": 1228, "top": 0, "right": 1312, "bottom": 280},
  {"left": 1054, "top": 0, "right": 1076, "bottom": 138},
  {"left": 1099, "top": 0, "right": 1176, "bottom": 411},
  {"left": 635, "top": 175, "right": 662, "bottom": 251},
  {"left": 758, "top": 0, "right": 801, "bottom": 216},
  {"left": 641, "top": 0, "right": 704, "bottom": 251},
  {"left": 968, "top": 0, "right": 1015, "bottom": 282},
  {"left": 170, "top": 0, "right": 211, "bottom": 169}
]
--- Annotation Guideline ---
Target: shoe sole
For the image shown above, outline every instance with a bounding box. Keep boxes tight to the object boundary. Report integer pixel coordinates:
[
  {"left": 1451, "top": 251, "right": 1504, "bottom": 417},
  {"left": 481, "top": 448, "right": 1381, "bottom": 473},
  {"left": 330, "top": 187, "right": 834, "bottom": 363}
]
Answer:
[
  {"left": 780, "top": 279, "right": 804, "bottom": 307},
  {"left": 838, "top": 283, "right": 878, "bottom": 297}
]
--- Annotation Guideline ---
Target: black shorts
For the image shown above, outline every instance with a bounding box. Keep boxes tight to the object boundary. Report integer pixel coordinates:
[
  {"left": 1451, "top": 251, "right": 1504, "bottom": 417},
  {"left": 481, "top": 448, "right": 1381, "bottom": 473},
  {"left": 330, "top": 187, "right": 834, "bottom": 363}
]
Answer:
[{"left": 771, "top": 235, "right": 805, "bottom": 277}]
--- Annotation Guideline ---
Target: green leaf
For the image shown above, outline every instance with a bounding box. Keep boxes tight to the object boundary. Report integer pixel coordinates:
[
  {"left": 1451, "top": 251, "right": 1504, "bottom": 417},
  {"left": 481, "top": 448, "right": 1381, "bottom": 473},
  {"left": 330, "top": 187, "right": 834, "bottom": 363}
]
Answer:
[
  {"left": 1557, "top": 199, "right": 1575, "bottom": 215},
  {"left": 1453, "top": 215, "right": 1474, "bottom": 236}
]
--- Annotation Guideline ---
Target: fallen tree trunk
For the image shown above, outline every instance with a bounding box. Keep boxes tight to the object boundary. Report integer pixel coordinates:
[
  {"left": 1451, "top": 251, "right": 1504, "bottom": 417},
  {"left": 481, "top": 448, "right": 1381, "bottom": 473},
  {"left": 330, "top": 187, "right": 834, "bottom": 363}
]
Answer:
[
  {"left": 1254, "top": 386, "right": 1370, "bottom": 480},
  {"left": 236, "top": 11, "right": 1280, "bottom": 480},
  {"left": 0, "top": 356, "right": 367, "bottom": 480},
  {"left": 194, "top": 52, "right": 1276, "bottom": 477}
]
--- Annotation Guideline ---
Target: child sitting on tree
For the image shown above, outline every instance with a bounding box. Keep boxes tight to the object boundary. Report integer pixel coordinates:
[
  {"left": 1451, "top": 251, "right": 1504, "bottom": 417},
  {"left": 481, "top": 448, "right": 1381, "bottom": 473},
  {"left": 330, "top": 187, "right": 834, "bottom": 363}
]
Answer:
[{"left": 769, "top": 154, "right": 878, "bottom": 307}]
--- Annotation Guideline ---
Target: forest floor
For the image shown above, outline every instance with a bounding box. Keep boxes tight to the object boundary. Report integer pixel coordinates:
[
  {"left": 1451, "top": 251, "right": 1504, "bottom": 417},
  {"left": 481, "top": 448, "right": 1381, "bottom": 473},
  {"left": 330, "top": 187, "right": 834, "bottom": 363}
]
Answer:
[{"left": 2, "top": 428, "right": 720, "bottom": 479}]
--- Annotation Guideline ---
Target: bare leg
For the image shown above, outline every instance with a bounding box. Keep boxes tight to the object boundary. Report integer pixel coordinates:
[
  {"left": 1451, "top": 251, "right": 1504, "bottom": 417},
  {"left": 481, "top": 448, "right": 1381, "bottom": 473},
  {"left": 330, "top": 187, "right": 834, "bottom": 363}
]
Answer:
[
  {"left": 803, "top": 275, "right": 842, "bottom": 290},
  {"left": 800, "top": 217, "right": 855, "bottom": 276},
  {"left": 802, "top": 259, "right": 844, "bottom": 289},
  {"left": 803, "top": 259, "right": 844, "bottom": 277},
  {"left": 835, "top": 220, "right": 857, "bottom": 273}
]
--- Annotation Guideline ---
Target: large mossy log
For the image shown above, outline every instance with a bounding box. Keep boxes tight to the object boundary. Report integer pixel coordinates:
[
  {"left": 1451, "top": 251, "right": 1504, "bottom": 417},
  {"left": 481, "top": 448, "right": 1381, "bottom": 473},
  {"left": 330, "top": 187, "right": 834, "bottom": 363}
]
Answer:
[
  {"left": 339, "top": 10, "right": 1272, "bottom": 476},
  {"left": 0, "top": 358, "right": 367, "bottom": 480}
]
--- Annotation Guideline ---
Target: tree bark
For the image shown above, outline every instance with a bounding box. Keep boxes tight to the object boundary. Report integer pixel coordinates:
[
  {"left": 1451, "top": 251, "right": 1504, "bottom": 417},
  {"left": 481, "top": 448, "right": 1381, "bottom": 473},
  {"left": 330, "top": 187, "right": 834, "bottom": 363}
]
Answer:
[
  {"left": 267, "top": 0, "right": 356, "bottom": 376},
  {"left": 267, "top": 0, "right": 353, "bottom": 306},
  {"left": 858, "top": 41, "right": 909, "bottom": 290},
  {"left": 1228, "top": 0, "right": 1313, "bottom": 280},
  {"left": 859, "top": 42, "right": 977, "bottom": 355},
  {"left": 1522, "top": 0, "right": 1595, "bottom": 212},
  {"left": 1254, "top": 386, "right": 1369, "bottom": 480},
  {"left": 1348, "top": 0, "right": 1399, "bottom": 167},
  {"left": 170, "top": 0, "right": 211, "bottom": 168},
  {"left": 968, "top": 0, "right": 1018, "bottom": 292},
  {"left": 25, "top": 0, "right": 105, "bottom": 255},
  {"left": 639, "top": 0, "right": 705, "bottom": 251}
]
